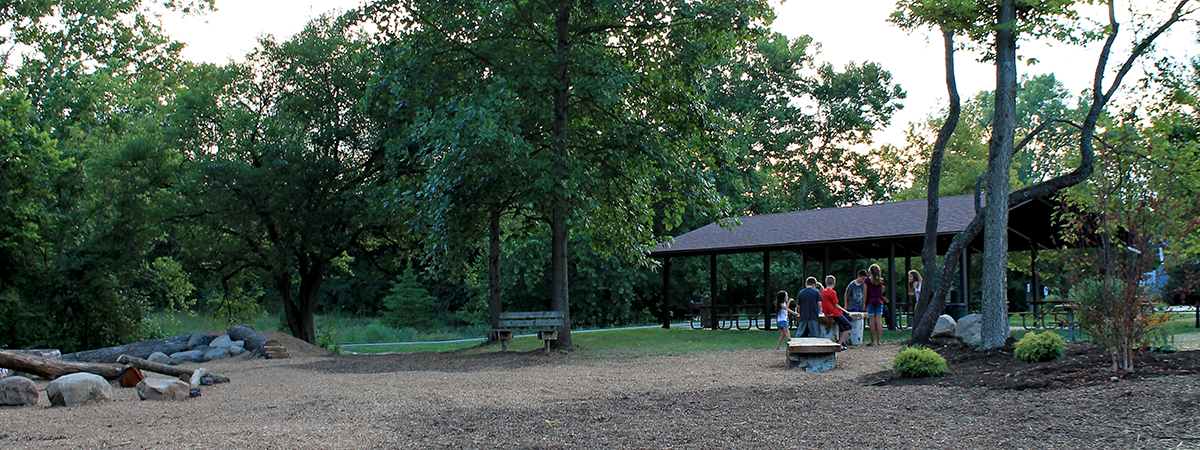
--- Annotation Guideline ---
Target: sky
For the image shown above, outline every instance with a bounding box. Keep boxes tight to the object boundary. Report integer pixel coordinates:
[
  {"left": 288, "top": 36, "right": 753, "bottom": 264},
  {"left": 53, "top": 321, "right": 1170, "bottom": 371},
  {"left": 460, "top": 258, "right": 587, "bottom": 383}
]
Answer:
[{"left": 158, "top": 0, "right": 1199, "bottom": 146}]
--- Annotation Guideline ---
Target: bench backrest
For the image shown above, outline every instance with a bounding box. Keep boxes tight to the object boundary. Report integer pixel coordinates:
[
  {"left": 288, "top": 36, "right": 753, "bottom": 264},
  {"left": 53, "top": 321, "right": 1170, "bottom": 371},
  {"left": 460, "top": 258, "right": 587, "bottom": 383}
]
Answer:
[{"left": 498, "top": 311, "right": 565, "bottom": 328}]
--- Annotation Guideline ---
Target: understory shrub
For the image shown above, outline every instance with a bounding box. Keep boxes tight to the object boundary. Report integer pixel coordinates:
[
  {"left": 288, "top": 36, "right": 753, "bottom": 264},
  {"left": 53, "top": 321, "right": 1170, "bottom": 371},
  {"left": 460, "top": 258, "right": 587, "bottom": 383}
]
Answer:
[
  {"left": 1014, "top": 331, "right": 1065, "bottom": 363},
  {"left": 893, "top": 345, "right": 947, "bottom": 378}
]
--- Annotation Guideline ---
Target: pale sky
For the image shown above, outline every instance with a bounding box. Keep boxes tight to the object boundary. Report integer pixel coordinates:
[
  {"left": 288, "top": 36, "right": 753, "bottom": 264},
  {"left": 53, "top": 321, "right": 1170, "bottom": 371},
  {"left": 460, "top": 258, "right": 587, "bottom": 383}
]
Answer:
[{"left": 159, "top": 0, "right": 1198, "bottom": 146}]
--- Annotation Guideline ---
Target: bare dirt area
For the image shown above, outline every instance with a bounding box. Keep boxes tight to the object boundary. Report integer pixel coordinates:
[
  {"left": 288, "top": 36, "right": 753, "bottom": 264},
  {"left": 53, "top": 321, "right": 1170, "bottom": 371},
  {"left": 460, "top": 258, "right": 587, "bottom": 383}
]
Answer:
[{"left": 3, "top": 334, "right": 1200, "bottom": 449}]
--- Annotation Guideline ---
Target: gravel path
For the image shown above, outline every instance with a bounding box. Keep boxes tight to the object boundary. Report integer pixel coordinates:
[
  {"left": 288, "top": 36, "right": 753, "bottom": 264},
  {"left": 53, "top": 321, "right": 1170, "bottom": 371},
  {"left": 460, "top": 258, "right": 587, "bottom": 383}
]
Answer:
[{"left": 2, "top": 335, "right": 1199, "bottom": 449}]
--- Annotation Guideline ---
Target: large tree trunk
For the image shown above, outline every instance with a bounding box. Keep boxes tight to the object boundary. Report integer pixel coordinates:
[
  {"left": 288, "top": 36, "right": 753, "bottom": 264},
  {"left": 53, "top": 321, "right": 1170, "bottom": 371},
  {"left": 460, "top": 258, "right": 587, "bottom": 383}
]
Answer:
[
  {"left": 549, "top": 0, "right": 573, "bottom": 349},
  {"left": 916, "top": 27, "right": 962, "bottom": 324},
  {"left": 0, "top": 350, "right": 123, "bottom": 380},
  {"left": 115, "top": 355, "right": 230, "bottom": 384},
  {"left": 489, "top": 208, "right": 502, "bottom": 331},
  {"left": 979, "top": 0, "right": 1018, "bottom": 350},
  {"left": 278, "top": 257, "right": 323, "bottom": 344},
  {"left": 60, "top": 333, "right": 193, "bottom": 363}
]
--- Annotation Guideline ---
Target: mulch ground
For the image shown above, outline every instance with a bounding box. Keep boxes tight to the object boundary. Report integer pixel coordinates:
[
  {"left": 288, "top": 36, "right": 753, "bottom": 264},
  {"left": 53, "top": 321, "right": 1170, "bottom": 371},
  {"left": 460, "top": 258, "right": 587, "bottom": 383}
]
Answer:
[{"left": 863, "top": 338, "right": 1200, "bottom": 390}]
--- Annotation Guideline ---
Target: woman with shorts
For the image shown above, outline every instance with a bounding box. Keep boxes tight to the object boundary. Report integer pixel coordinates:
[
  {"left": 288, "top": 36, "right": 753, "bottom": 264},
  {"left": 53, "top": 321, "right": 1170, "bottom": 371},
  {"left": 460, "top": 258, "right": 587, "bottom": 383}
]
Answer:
[{"left": 865, "top": 264, "right": 887, "bottom": 346}]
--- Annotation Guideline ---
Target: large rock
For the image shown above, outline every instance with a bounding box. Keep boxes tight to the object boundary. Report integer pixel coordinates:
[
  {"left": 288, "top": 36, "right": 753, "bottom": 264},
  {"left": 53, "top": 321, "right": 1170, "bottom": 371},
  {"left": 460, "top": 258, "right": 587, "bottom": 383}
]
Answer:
[
  {"left": 169, "top": 350, "right": 206, "bottom": 365},
  {"left": 0, "top": 376, "right": 39, "bottom": 406},
  {"left": 932, "top": 314, "right": 957, "bottom": 337},
  {"left": 788, "top": 353, "right": 838, "bottom": 372},
  {"left": 187, "top": 332, "right": 217, "bottom": 350},
  {"left": 46, "top": 373, "right": 112, "bottom": 406},
  {"left": 204, "top": 347, "right": 231, "bottom": 361},
  {"left": 229, "top": 345, "right": 245, "bottom": 356},
  {"left": 147, "top": 352, "right": 171, "bottom": 365},
  {"left": 209, "top": 335, "right": 233, "bottom": 349},
  {"left": 135, "top": 378, "right": 190, "bottom": 401},
  {"left": 955, "top": 313, "right": 983, "bottom": 347}
]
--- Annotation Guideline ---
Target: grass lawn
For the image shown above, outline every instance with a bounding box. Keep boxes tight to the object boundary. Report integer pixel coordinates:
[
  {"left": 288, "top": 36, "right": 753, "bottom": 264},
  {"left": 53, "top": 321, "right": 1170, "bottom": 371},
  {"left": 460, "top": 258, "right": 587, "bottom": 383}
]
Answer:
[{"left": 146, "top": 311, "right": 1200, "bottom": 357}]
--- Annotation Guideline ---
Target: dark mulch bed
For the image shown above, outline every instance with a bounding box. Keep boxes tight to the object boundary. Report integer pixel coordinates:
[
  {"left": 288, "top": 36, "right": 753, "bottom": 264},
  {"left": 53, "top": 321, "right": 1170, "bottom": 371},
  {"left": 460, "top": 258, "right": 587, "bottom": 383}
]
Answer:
[{"left": 861, "top": 338, "right": 1200, "bottom": 390}]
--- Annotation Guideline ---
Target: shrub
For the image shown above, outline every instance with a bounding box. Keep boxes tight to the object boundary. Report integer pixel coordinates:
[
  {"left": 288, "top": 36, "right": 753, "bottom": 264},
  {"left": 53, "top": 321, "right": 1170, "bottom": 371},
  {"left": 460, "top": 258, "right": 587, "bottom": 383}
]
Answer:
[
  {"left": 1014, "top": 331, "right": 1065, "bottom": 363},
  {"left": 893, "top": 345, "right": 947, "bottom": 378}
]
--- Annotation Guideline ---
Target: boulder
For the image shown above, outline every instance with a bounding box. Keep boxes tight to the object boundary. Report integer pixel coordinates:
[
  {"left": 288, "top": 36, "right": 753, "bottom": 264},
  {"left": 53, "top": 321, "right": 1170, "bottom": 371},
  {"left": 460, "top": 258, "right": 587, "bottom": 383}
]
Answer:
[
  {"left": 0, "top": 376, "right": 39, "bottom": 406},
  {"left": 932, "top": 314, "right": 957, "bottom": 337},
  {"left": 147, "top": 352, "right": 171, "bottom": 365},
  {"left": 788, "top": 353, "right": 837, "bottom": 372},
  {"left": 46, "top": 373, "right": 112, "bottom": 406},
  {"left": 203, "top": 347, "right": 231, "bottom": 361},
  {"left": 229, "top": 345, "right": 245, "bottom": 356},
  {"left": 186, "top": 332, "right": 217, "bottom": 350},
  {"left": 135, "top": 378, "right": 190, "bottom": 401},
  {"left": 169, "top": 350, "right": 206, "bottom": 365},
  {"left": 209, "top": 335, "right": 233, "bottom": 349},
  {"left": 955, "top": 313, "right": 983, "bottom": 347}
]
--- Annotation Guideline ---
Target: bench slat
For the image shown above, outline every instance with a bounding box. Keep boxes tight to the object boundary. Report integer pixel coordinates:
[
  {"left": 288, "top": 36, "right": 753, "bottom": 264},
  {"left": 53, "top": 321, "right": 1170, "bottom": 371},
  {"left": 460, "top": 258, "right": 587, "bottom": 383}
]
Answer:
[
  {"left": 498, "top": 319, "right": 564, "bottom": 328},
  {"left": 499, "top": 311, "right": 564, "bottom": 319}
]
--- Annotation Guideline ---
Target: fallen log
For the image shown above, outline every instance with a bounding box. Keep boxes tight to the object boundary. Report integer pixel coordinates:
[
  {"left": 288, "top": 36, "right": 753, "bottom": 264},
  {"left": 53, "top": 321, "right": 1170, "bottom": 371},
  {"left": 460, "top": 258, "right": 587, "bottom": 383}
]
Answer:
[
  {"left": 115, "top": 355, "right": 230, "bottom": 384},
  {"left": 60, "top": 333, "right": 193, "bottom": 363},
  {"left": 0, "top": 350, "right": 124, "bottom": 380},
  {"left": 227, "top": 325, "right": 271, "bottom": 357}
]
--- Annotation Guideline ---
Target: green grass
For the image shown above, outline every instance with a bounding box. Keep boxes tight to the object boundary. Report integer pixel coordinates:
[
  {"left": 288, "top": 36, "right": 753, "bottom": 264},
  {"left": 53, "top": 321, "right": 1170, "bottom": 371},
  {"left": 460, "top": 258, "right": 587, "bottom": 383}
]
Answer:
[{"left": 348, "top": 326, "right": 913, "bottom": 357}]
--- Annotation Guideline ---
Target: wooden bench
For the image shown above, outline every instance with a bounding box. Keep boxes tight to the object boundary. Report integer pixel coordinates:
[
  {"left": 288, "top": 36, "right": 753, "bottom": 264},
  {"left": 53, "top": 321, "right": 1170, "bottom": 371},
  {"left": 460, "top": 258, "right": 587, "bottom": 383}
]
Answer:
[
  {"left": 489, "top": 311, "right": 565, "bottom": 353},
  {"left": 786, "top": 337, "right": 841, "bottom": 371}
]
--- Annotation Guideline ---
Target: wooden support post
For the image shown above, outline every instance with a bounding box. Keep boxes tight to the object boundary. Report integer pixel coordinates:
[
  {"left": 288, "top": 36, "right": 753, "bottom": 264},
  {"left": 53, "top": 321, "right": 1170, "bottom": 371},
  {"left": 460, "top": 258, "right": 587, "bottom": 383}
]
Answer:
[
  {"left": 764, "top": 251, "right": 772, "bottom": 331},
  {"left": 904, "top": 255, "right": 911, "bottom": 328},
  {"left": 822, "top": 247, "right": 830, "bottom": 281},
  {"left": 710, "top": 253, "right": 718, "bottom": 331},
  {"left": 662, "top": 258, "right": 672, "bottom": 329},
  {"left": 887, "top": 243, "right": 897, "bottom": 330},
  {"left": 1031, "top": 244, "right": 1039, "bottom": 304},
  {"left": 801, "top": 250, "right": 808, "bottom": 283}
]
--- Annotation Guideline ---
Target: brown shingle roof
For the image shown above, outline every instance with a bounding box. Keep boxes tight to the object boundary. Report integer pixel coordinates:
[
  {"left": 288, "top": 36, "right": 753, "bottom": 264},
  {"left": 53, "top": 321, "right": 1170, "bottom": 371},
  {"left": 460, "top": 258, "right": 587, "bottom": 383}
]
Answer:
[{"left": 650, "top": 195, "right": 979, "bottom": 257}]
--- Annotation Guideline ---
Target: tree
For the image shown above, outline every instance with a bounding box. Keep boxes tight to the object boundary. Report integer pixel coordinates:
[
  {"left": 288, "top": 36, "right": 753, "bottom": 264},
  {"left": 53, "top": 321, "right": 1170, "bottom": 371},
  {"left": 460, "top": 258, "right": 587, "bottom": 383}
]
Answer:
[
  {"left": 168, "top": 14, "right": 398, "bottom": 343},
  {"left": 704, "top": 32, "right": 907, "bottom": 214},
  {"left": 366, "top": 0, "right": 774, "bottom": 348},
  {"left": 1, "top": 0, "right": 211, "bottom": 350},
  {"left": 893, "top": 0, "right": 1196, "bottom": 347}
]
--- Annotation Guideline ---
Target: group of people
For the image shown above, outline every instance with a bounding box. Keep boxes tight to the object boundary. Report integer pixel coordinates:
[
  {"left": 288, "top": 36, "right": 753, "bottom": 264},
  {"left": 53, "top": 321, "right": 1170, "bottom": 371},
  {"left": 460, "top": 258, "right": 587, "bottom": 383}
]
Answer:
[{"left": 775, "top": 264, "right": 923, "bottom": 350}]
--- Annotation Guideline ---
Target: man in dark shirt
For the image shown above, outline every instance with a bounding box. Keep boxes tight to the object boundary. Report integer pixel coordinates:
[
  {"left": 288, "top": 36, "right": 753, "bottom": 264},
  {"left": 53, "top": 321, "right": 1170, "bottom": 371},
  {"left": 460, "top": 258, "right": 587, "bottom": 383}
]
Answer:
[{"left": 794, "top": 277, "right": 822, "bottom": 338}]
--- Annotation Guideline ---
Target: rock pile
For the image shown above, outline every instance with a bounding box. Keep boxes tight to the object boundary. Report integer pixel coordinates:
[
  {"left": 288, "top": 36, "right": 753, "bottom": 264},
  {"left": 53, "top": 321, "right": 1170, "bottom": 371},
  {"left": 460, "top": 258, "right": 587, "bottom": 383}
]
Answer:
[
  {"left": 929, "top": 313, "right": 984, "bottom": 347},
  {"left": 162, "top": 333, "right": 246, "bottom": 365}
]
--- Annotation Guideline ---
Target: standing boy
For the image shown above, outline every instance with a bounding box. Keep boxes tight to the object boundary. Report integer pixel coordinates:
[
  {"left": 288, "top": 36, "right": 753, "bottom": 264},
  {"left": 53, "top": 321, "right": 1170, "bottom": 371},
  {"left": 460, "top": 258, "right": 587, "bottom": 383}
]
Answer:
[
  {"left": 844, "top": 269, "right": 868, "bottom": 313},
  {"left": 794, "top": 277, "right": 822, "bottom": 338}
]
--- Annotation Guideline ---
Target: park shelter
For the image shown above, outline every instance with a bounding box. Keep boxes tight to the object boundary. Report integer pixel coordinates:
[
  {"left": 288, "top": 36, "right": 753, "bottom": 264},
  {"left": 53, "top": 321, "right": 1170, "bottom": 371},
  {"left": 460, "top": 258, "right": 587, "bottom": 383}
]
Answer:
[{"left": 649, "top": 195, "right": 1068, "bottom": 329}]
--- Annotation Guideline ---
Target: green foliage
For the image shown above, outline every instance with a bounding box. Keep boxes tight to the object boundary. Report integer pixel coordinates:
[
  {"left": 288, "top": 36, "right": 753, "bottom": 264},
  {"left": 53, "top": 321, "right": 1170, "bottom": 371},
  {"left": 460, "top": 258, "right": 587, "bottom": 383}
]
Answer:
[
  {"left": 893, "top": 345, "right": 948, "bottom": 378},
  {"left": 382, "top": 266, "right": 437, "bottom": 329},
  {"left": 147, "top": 257, "right": 196, "bottom": 311},
  {"left": 1014, "top": 331, "right": 1066, "bottom": 363}
]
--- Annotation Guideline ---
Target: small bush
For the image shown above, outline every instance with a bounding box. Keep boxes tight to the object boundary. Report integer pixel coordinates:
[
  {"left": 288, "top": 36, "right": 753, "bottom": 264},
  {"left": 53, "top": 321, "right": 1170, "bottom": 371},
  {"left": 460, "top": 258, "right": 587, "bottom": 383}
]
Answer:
[
  {"left": 1014, "top": 331, "right": 1065, "bottom": 363},
  {"left": 893, "top": 345, "right": 947, "bottom": 378}
]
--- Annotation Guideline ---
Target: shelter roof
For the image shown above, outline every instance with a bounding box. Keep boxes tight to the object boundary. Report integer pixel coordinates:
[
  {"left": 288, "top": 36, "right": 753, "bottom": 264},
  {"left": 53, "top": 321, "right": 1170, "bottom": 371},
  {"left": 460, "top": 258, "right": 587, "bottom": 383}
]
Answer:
[{"left": 650, "top": 195, "right": 1062, "bottom": 259}]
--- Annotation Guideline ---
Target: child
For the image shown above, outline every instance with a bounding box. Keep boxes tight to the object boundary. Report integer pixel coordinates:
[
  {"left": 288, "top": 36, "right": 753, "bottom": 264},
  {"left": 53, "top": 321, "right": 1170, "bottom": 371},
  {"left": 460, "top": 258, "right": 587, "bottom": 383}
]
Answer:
[
  {"left": 865, "top": 264, "right": 887, "bottom": 346},
  {"left": 844, "top": 269, "right": 868, "bottom": 313},
  {"left": 822, "top": 275, "right": 853, "bottom": 349},
  {"left": 775, "top": 290, "right": 797, "bottom": 350},
  {"left": 794, "top": 277, "right": 823, "bottom": 339}
]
